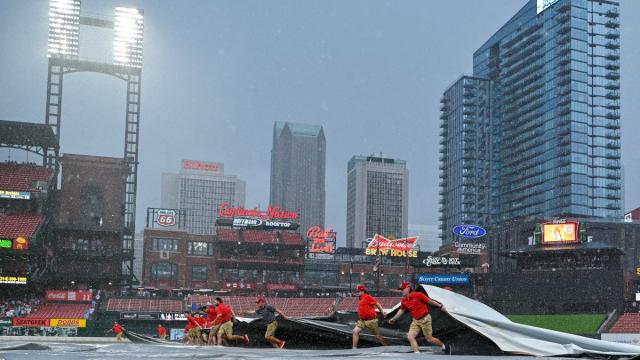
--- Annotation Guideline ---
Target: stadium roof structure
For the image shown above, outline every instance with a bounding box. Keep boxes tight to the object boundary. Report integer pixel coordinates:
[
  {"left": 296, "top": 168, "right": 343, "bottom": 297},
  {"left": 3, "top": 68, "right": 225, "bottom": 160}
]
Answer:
[{"left": 0, "top": 120, "right": 58, "bottom": 155}]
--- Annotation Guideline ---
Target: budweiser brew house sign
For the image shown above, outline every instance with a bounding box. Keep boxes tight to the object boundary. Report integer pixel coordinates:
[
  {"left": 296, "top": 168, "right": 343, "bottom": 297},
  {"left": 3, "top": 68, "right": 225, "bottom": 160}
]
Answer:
[{"left": 365, "top": 234, "right": 418, "bottom": 258}]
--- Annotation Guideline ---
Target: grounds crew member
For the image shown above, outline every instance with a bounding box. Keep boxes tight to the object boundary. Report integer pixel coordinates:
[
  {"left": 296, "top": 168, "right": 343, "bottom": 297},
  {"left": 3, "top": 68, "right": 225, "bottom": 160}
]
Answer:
[
  {"left": 388, "top": 281, "right": 452, "bottom": 354},
  {"left": 213, "top": 297, "right": 249, "bottom": 346},
  {"left": 157, "top": 324, "right": 167, "bottom": 340},
  {"left": 111, "top": 322, "right": 124, "bottom": 342},
  {"left": 205, "top": 302, "right": 221, "bottom": 345},
  {"left": 255, "top": 295, "right": 288, "bottom": 348},
  {"left": 352, "top": 284, "right": 387, "bottom": 348},
  {"left": 184, "top": 311, "right": 203, "bottom": 345}
]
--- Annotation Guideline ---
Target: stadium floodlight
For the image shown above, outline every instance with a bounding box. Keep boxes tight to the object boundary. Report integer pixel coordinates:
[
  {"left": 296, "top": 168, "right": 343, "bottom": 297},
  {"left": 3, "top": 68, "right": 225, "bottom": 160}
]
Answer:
[
  {"left": 113, "top": 7, "right": 144, "bottom": 68},
  {"left": 48, "top": 0, "right": 80, "bottom": 58}
]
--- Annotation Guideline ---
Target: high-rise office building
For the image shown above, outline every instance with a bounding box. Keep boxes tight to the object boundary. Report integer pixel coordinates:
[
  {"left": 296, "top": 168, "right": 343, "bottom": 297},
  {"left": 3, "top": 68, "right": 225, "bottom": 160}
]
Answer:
[
  {"left": 161, "top": 160, "right": 245, "bottom": 235},
  {"left": 346, "top": 154, "right": 409, "bottom": 249},
  {"left": 440, "top": 0, "right": 622, "bottom": 242},
  {"left": 270, "top": 121, "right": 326, "bottom": 235}
]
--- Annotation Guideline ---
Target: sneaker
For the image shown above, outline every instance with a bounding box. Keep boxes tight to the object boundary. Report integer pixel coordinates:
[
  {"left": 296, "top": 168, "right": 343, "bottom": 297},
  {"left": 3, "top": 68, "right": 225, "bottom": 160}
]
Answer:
[
  {"left": 443, "top": 344, "right": 453, "bottom": 355},
  {"left": 278, "top": 340, "right": 286, "bottom": 349},
  {"left": 243, "top": 334, "right": 250, "bottom": 345}
]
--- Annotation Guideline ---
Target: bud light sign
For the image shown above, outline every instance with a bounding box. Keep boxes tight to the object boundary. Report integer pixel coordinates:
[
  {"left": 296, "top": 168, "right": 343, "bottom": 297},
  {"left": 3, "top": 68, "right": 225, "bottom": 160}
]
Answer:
[{"left": 453, "top": 224, "right": 486, "bottom": 238}]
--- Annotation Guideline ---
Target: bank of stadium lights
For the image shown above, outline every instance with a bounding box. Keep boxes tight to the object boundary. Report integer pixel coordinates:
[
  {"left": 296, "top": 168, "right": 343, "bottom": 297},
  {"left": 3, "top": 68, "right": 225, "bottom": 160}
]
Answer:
[
  {"left": 113, "top": 7, "right": 144, "bottom": 68},
  {"left": 47, "top": 0, "right": 80, "bottom": 58}
]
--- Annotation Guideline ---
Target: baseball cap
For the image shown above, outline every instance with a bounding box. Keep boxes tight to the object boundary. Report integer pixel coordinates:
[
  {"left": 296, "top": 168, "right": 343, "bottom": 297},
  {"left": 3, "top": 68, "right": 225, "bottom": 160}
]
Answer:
[
  {"left": 256, "top": 295, "right": 266, "bottom": 304},
  {"left": 356, "top": 284, "right": 365, "bottom": 292},
  {"left": 397, "top": 281, "right": 411, "bottom": 290}
]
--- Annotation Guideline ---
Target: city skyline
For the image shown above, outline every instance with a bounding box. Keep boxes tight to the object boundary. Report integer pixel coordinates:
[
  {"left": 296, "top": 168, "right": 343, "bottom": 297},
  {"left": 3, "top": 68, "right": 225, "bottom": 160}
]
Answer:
[{"left": 1, "top": 0, "right": 639, "bottom": 246}]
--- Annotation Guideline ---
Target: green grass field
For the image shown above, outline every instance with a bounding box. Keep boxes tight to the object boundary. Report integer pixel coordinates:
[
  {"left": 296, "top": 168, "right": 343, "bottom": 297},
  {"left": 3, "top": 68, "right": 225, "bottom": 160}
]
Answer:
[{"left": 507, "top": 314, "right": 607, "bottom": 334}]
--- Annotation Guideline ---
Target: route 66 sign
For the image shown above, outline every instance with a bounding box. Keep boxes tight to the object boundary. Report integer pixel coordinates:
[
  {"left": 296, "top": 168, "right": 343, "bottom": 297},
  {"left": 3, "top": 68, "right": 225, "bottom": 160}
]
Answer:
[{"left": 156, "top": 209, "right": 177, "bottom": 227}]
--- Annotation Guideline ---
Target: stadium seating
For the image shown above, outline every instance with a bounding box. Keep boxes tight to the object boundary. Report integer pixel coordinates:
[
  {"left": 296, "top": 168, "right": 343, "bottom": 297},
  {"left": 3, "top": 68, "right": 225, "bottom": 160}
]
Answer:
[
  {"left": 25, "top": 304, "right": 89, "bottom": 319},
  {"left": 336, "top": 297, "right": 400, "bottom": 312},
  {"left": 187, "top": 296, "right": 335, "bottom": 318},
  {"left": 216, "top": 228, "right": 239, "bottom": 242},
  {"left": 0, "top": 163, "right": 53, "bottom": 192},
  {"left": 608, "top": 313, "right": 640, "bottom": 333},
  {"left": 105, "top": 298, "right": 183, "bottom": 312},
  {"left": 242, "top": 230, "right": 278, "bottom": 244},
  {"left": 0, "top": 213, "right": 43, "bottom": 240},
  {"left": 279, "top": 232, "right": 304, "bottom": 246}
]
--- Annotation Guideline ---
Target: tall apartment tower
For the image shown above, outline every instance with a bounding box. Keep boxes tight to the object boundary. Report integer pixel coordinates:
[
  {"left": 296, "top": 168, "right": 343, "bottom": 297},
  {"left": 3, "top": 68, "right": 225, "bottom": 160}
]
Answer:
[
  {"left": 439, "top": 0, "right": 622, "bottom": 242},
  {"left": 439, "top": 76, "right": 494, "bottom": 244},
  {"left": 161, "top": 160, "right": 245, "bottom": 235},
  {"left": 270, "top": 122, "right": 326, "bottom": 234},
  {"left": 346, "top": 154, "right": 409, "bottom": 249}
]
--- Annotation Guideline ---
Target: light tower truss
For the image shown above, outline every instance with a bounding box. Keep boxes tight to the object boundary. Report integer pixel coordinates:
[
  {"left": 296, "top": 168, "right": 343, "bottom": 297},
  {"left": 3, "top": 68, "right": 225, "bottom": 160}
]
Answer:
[{"left": 45, "top": 0, "right": 144, "bottom": 286}]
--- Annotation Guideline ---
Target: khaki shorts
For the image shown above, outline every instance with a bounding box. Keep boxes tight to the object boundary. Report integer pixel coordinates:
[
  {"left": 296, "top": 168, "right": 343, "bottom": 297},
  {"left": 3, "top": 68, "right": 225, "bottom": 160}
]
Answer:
[
  {"left": 355, "top": 318, "right": 380, "bottom": 335},
  {"left": 208, "top": 324, "right": 221, "bottom": 337},
  {"left": 409, "top": 314, "right": 432, "bottom": 338},
  {"left": 188, "top": 327, "right": 200, "bottom": 338},
  {"left": 218, "top": 321, "right": 233, "bottom": 338},
  {"left": 265, "top": 321, "right": 278, "bottom": 338}
]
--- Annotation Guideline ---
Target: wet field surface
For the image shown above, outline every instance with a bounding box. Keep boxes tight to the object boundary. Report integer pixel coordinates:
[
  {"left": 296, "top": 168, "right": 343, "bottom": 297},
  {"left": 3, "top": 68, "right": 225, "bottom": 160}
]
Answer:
[{"left": 0, "top": 342, "right": 582, "bottom": 360}]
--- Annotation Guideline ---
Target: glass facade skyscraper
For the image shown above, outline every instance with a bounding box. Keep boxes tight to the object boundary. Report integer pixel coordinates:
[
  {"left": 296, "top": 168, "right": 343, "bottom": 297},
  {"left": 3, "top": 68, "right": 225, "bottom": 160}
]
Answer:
[
  {"left": 439, "top": 76, "right": 493, "bottom": 244},
  {"left": 270, "top": 121, "right": 326, "bottom": 235},
  {"left": 440, "top": 0, "right": 622, "bottom": 243}
]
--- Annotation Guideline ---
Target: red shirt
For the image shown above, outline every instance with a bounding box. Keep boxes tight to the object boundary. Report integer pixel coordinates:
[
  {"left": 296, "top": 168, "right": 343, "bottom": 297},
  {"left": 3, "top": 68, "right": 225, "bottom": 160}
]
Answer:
[
  {"left": 206, "top": 305, "right": 217, "bottom": 321},
  {"left": 400, "top": 291, "right": 431, "bottom": 320},
  {"left": 158, "top": 326, "right": 166, "bottom": 336},
  {"left": 195, "top": 317, "right": 207, "bottom": 327},
  {"left": 217, "top": 303, "right": 232, "bottom": 322},
  {"left": 186, "top": 315, "right": 199, "bottom": 327},
  {"left": 357, "top": 294, "right": 378, "bottom": 320},
  {"left": 112, "top": 324, "right": 123, "bottom": 334}
]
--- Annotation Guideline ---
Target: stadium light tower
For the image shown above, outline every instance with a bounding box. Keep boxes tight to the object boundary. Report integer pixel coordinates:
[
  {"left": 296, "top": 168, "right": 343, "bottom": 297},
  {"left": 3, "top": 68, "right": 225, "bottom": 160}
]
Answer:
[{"left": 45, "top": 0, "right": 144, "bottom": 287}]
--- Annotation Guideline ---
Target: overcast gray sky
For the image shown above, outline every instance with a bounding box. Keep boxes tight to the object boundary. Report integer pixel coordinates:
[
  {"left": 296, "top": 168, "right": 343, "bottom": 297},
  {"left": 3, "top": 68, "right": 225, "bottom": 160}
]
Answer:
[{"left": 1, "top": 0, "right": 639, "bottom": 246}]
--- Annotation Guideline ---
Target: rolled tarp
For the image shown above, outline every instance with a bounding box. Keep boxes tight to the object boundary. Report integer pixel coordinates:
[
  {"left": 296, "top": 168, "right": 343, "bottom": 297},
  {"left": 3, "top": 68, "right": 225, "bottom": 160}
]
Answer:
[{"left": 420, "top": 284, "right": 640, "bottom": 357}]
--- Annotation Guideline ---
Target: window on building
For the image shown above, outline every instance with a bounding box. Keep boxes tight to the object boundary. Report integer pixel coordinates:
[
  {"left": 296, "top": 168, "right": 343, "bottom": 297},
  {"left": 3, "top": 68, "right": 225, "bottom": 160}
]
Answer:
[
  {"left": 152, "top": 238, "right": 179, "bottom": 252},
  {"left": 187, "top": 241, "right": 213, "bottom": 256},
  {"left": 151, "top": 262, "right": 177, "bottom": 280},
  {"left": 192, "top": 265, "right": 208, "bottom": 281}
]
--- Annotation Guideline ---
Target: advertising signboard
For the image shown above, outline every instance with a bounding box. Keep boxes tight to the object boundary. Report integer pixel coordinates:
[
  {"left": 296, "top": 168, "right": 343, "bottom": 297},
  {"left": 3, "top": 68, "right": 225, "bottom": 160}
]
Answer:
[
  {"left": 216, "top": 217, "right": 299, "bottom": 230},
  {"left": 156, "top": 209, "right": 177, "bottom": 227},
  {"left": 50, "top": 319, "right": 86, "bottom": 328},
  {"left": 0, "top": 275, "right": 27, "bottom": 284},
  {"left": 0, "top": 318, "right": 12, "bottom": 327},
  {"left": 452, "top": 224, "right": 486, "bottom": 238},
  {"left": 365, "top": 234, "right": 417, "bottom": 258},
  {"left": 0, "top": 190, "right": 31, "bottom": 200},
  {"left": 45, "top": 290, "right": 93, "bottom": 302},
  {"left": 120, "top": 312, "right": 161, "bottom": 320},
  {"left": 541, "top": 221, "right": 579, "bottom": 245},
  {"left": 13, "top": 318, "right": 49, "bottom": 327},
  {"left": 421, "top": 256, "right": 461, "bottom": 267},
  {"left": 454, "top": 242, "right": 486, "bottom": 255},
  {"left": 218, "top": 202, "right": 298, "bottom": 221},
  {"left": 416, "top": 273, "right": 470, "bottom": 285},
  {"left": 181, "top": 160, "right": 221, "bottom": 172},
  {"left": 307, "top": 226, "right": 336, "bottom": 254}
]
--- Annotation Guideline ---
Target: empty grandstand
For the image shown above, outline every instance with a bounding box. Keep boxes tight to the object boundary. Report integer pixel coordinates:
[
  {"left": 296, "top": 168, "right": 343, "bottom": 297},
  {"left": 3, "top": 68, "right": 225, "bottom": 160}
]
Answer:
[
  {"left": 608, "top": 313, "right": 640, "bottom": 333},
  {"left": 0, "top": 120, "right": 58, "bottom": 293}
]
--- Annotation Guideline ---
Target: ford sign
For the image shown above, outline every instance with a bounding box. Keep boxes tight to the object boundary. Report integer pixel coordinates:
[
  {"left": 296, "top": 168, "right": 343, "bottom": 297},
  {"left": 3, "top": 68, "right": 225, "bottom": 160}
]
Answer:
[{"left": 452, "top": 224, "right": 486, "bottom": 238}]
